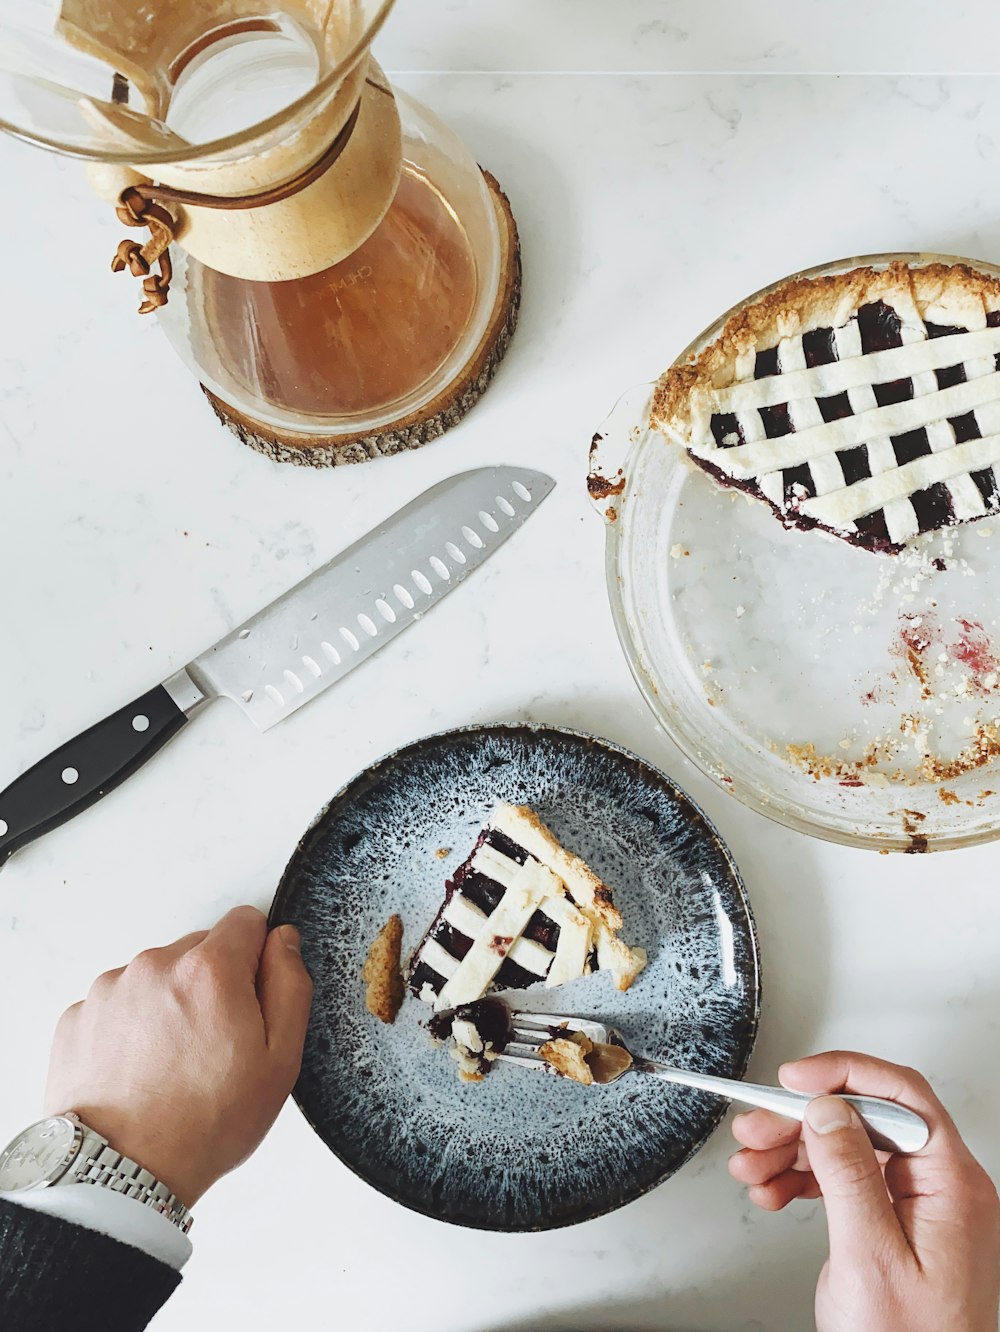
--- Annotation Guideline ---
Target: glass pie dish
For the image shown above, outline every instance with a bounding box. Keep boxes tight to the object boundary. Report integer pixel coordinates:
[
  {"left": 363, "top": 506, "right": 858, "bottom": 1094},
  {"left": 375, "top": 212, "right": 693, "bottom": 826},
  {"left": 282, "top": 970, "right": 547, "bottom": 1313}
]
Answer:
[{"left": 589, "top": 252, "right": 1000, "bottom": 853}]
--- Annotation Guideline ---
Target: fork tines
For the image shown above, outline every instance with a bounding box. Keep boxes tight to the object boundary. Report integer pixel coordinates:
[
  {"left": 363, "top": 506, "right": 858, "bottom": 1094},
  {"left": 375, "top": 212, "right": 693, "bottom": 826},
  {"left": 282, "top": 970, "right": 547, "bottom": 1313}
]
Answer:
[{"left": 499, "top": 1011, "right": 611, "bottom": 1070}]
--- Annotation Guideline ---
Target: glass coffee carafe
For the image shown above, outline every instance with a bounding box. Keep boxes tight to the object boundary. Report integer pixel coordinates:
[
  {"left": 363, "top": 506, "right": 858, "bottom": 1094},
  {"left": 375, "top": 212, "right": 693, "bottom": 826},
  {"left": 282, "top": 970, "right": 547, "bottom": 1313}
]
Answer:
[{"left": 0, "top": 1, "right": 519, "bottom": 464}]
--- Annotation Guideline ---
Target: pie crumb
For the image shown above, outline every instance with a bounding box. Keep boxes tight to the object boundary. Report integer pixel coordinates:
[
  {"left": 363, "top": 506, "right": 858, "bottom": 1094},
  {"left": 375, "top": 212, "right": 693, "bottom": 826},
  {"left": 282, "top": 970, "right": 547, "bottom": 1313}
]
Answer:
[
  {"left": 435, "top": 846, "right": 451, "bottom": 860},
  {"left": 538, "top": 1030, "right": 634, "bottom": 1085},
  {"left": 539, "top": 1033, "right": 595, "bottom": 1086},
  {"left": 362, "top": 914, "right": 405, "bottom": 1025}
]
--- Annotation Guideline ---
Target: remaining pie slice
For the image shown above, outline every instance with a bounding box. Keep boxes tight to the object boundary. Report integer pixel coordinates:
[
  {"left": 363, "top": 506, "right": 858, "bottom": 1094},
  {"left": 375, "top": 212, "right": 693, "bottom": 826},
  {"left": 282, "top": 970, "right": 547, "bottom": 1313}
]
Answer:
[
  {"left": 652, "top": 261, "right": 1000, "bottom": 553},
  {"left": 408, "top": 803, "right": 646, "bottom": 1012}
]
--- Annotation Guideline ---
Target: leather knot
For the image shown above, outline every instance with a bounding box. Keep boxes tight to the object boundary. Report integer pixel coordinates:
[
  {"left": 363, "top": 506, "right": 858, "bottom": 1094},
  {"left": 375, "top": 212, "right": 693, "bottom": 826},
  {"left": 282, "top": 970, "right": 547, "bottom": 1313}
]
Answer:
[
  {"left": 111, "top": 240, "right": 150, "bottom": 277},
  {"left": 138, "top": 254, "right": 173, "bottom": 316},
  {"left": 115, "top": 187, "right": 147, "bottom": 226},
  {"left": 111, "top": 187, "right": 176, "bottom": 314}
]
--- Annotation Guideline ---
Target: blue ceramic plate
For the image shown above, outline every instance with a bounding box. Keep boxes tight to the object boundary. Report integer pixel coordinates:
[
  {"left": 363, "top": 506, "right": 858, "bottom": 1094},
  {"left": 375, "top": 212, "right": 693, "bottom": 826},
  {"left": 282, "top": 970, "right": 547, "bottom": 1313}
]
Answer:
[{"left": 270, "top": 724, "right": 760, "bottom": 1231}]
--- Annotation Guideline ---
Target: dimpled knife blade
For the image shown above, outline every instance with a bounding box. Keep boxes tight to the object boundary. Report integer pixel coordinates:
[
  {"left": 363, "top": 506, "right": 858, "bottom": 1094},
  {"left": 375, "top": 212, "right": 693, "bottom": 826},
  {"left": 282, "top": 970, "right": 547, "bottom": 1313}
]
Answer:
[
  {"left": 182, "top": 466, "right": 556, "bottom": 730},
  {"left": 0, "top": 468, "right": 555, "bottom": 867}
]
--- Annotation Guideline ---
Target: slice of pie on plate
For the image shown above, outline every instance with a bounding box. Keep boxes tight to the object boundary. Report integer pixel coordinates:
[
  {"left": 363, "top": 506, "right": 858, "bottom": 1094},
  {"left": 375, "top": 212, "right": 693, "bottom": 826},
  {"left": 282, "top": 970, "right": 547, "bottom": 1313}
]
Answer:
[
  {"left": 652, "top": 260, "right": 1000, "bottom": 554},
  {"left": 408, "top": 803, "right": 647, "bottom": 1014}
]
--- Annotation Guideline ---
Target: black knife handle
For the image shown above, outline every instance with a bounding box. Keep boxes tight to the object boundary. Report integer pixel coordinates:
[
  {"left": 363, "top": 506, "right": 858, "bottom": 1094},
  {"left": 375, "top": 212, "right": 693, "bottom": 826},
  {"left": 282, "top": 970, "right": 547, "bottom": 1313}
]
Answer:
[{"left": 0, "top": 685, "right": 188, "bottom": 867}]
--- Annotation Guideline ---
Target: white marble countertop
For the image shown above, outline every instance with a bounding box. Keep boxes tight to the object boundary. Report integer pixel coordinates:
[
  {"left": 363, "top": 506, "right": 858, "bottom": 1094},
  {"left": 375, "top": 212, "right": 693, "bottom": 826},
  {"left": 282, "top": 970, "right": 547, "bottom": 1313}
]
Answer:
[{"left": 3, "top": 6, "right": 1000, "bottom": 1330}]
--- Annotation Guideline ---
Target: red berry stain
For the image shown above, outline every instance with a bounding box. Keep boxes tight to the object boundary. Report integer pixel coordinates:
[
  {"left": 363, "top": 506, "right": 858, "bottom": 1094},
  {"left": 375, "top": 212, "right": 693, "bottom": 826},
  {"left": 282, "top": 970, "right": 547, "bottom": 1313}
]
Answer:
[{"left": 951, "top": 619, "right": 1000, "bottom": 695}]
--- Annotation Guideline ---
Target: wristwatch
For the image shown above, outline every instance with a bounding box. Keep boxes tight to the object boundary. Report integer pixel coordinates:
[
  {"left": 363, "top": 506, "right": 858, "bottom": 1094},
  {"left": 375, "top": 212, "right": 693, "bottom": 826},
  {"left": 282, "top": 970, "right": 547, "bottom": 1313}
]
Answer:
[{"left": 0, "top": 1112, "right": 193, "bottom": 1232}]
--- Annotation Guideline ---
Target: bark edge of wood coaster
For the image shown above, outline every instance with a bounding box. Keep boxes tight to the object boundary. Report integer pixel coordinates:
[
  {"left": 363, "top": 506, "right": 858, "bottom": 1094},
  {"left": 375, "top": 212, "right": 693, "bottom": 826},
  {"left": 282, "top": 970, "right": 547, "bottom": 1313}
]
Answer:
[{"left": 201, "top": 168, "right": 522, "bottom": 468}]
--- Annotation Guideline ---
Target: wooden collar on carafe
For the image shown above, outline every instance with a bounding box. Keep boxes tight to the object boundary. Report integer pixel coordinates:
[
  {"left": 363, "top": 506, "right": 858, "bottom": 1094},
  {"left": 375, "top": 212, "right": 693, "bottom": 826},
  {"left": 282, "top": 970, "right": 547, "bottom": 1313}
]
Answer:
[{"left": 112, "top": 82, "right": 376, "bottom": 314}]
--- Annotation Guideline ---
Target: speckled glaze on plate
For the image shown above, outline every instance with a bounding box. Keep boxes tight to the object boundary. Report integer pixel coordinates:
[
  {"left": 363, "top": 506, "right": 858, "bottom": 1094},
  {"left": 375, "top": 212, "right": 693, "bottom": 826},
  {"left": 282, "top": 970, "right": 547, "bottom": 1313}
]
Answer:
[{"left": 270, "top": 723, "right": 760, "bottom": 1231}]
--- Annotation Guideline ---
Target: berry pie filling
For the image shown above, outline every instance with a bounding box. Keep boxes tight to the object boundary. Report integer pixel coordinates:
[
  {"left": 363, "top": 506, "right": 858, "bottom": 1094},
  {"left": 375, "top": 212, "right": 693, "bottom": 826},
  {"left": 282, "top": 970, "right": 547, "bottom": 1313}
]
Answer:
[{"left": 428, "top": 998, "right": 515, "bottom": 1082}]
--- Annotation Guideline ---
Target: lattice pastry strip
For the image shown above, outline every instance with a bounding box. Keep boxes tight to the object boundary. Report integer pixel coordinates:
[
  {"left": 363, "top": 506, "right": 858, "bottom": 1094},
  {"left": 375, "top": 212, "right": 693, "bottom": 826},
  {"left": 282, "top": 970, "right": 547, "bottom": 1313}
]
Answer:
[{"left": 652, "top": 261, "right": 1000, "bottom": 553}]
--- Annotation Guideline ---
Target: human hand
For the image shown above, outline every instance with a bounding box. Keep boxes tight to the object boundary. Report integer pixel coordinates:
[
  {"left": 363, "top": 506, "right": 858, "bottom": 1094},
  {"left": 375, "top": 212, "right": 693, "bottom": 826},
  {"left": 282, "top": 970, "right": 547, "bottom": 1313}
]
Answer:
[
  {"left": 45, "top": 906, "right": 313, "bottom": 1209},
  {"left": 729, "top": 1052, "right": 1000, "bottom": 1332}
]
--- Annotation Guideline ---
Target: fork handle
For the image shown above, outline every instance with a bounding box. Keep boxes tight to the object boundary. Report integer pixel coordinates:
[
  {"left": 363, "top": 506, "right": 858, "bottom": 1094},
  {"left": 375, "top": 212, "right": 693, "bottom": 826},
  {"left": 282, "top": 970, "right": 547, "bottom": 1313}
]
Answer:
[{"left": 636, "top": 1062, "right": 930, "bottom": 1154}]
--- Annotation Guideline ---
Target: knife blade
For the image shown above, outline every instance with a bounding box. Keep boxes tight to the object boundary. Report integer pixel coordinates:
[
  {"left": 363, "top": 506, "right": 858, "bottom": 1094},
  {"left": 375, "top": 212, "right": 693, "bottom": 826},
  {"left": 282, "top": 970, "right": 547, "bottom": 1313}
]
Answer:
[{"left": 0, "top": 467, "right": 555, "bottom": 866}]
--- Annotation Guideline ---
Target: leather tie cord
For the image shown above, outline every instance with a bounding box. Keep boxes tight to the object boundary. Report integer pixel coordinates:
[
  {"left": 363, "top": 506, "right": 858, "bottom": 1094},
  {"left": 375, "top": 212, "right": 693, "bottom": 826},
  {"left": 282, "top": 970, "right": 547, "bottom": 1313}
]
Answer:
[{"left": 111, "top": 88, "right": 370, "bottom": 314}]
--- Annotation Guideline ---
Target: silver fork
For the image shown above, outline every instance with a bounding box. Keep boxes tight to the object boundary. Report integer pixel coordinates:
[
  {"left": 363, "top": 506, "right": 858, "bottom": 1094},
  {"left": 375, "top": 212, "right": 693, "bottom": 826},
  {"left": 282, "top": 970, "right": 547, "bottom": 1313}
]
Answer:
[{"left": 501, "top": 1012, "right": 930, "bottom": 1155}]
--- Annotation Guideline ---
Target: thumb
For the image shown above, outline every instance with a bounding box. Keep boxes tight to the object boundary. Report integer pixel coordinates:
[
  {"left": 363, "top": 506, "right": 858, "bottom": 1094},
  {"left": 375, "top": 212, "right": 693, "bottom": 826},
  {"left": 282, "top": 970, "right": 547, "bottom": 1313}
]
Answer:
[
  {"left": 257, "top": 925, "right": 314, "bottom": 1070},
  {"left": 804, "top": 1096, "right": 906, "bottom": 1267}
]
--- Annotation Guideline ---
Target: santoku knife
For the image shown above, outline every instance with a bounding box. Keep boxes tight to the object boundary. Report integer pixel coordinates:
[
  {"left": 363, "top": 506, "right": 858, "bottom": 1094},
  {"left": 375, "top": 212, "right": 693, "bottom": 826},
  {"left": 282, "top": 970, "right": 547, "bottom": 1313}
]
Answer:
[{"left": 0, "top": 467, "right": 555, "bottom": 866}]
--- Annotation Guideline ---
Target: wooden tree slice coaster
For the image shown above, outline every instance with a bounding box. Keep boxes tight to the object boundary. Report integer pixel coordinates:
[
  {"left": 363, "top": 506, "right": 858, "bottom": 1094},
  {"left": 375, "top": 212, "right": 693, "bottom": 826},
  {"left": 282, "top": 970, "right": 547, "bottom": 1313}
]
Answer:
[{"left": 202, "top": 169, "right": 521, "bottom": 468}]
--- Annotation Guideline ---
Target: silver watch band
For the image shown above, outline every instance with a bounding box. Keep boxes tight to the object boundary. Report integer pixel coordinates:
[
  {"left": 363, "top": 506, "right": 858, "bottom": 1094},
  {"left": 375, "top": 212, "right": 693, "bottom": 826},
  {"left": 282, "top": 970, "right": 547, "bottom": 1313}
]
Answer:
[{"left": 74, "top": 1128, "right": 193, "bottom": 1234}]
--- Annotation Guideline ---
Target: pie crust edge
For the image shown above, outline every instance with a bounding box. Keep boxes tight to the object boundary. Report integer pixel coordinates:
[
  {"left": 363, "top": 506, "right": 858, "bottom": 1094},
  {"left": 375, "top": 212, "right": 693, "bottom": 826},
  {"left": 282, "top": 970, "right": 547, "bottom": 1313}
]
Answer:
[{"left": 651, "top": 260, "right": 1000, "bottom": 431}]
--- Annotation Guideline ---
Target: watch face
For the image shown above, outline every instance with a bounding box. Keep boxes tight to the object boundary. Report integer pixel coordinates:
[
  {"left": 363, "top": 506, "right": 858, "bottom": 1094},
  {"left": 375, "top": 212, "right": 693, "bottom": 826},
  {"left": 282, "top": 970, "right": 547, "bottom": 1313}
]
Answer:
[{"left": 0, "top": 1118, "right": 78, "bottom": 1191}]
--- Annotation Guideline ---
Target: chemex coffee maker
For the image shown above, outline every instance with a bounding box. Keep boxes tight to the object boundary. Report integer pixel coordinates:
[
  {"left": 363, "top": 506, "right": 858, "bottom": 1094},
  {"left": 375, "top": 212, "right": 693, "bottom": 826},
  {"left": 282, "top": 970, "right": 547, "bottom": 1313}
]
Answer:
[{"left": 1, "top": 0, "right": 520, "bottom": 464}]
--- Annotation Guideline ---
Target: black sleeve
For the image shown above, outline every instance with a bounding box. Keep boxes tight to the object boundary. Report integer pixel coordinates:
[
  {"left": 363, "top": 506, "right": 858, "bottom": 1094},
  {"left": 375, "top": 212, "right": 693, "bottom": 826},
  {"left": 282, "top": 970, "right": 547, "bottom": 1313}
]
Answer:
[{"left": 0, "top": 1198, "right": 181, "bottom": 1332}]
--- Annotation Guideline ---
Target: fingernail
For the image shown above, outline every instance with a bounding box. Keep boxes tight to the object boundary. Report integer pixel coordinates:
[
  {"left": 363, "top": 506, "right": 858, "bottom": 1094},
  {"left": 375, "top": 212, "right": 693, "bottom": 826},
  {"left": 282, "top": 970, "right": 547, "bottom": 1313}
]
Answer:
[
  {"left": 279, "top": 924, "right": 301, "bottom": 953},
  {"left": 806, "top": 1095, "right": 855, "bottom": 1134}
]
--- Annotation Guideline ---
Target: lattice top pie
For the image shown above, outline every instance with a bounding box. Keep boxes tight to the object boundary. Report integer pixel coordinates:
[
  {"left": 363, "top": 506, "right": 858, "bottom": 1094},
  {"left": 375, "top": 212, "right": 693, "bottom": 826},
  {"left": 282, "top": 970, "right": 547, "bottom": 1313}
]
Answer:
[
  {"left": 408, "top": 803, "right": 646, "bottom": 1012},
  {"left": 652, "top": 262, "right": 1000, "bottom": 553}
]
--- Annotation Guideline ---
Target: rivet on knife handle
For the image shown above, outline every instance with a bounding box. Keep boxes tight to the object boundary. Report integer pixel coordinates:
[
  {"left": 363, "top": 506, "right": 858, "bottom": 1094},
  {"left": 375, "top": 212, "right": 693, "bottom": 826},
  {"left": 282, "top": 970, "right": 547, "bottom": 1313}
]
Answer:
[{"left": 0, "top": 684, "right": 191, "bottom": 867}]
